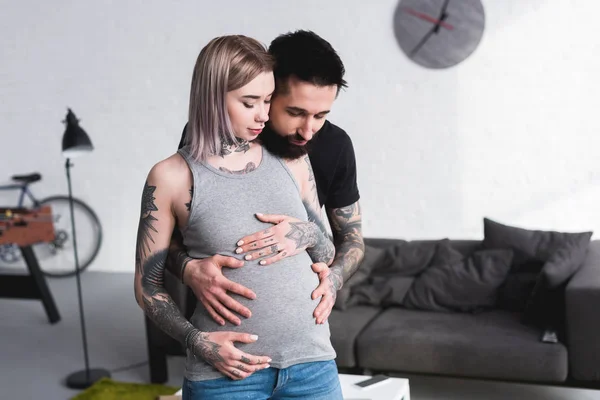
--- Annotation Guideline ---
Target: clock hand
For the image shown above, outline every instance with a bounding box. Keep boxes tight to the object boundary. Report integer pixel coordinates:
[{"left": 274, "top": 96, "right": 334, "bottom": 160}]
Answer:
[
  {"left": 404, "top": 7, "right": 454, "bottom": 30},
  {"left": 439, "top": 0, "right": 450, "bottom": 19},
  {"left": 410, "top": 27, "right": 436, "bottom": 57},
  {"left": 434, "top": 0, "right": 451, "bottom": 33}
]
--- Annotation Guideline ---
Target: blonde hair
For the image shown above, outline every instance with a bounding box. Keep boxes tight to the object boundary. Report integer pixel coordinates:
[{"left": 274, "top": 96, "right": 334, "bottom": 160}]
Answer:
[{"left": 186, "top": 35, "right": 274, "bottom": 161}]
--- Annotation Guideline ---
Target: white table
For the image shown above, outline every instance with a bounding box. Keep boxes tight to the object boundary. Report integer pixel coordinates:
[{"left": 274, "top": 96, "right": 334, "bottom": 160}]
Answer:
[
  {"left": 173, "top": 373, "right": 410, "bottom": 400},
  {"left": 339, "top": 373, "right": 410, "bottom": 400}
]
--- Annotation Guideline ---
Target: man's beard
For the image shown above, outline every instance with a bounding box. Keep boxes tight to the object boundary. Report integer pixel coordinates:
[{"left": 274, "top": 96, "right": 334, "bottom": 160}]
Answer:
[{"left": 258, "top": 125, "right": 314, "bottom": 160}]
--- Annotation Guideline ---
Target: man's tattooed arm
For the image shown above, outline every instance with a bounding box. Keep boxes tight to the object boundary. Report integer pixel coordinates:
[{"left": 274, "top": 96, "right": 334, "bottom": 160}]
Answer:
[
  {"left": 134, "top": 170, "right": 219, "bottom": 363},
  {"left": 325, "top": 201, "right": 365, "bottom": 291},
  {"left": 297, "top": 155, "right": 335, "bottom": 265},
  {"left": 165, "top": 186, "right": 193, "bottom": 281},
  {"left": 164, "top": 227, "right": 192, "bottom": 282}
]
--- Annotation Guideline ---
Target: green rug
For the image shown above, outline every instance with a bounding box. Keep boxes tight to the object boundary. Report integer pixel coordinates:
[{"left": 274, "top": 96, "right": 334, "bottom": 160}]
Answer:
[{"left": 71, "top": 378, "right": 179, "bottom": 400}]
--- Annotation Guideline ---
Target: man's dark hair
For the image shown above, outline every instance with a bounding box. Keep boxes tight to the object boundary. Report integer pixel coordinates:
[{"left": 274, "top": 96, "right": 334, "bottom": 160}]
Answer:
[{"left": 269, "top": 30, "right": 347, "bottom": 94}]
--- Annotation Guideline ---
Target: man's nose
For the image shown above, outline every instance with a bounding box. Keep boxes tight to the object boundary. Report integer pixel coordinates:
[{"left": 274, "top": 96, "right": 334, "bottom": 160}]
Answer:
[{"left": 298, "top": 119, "right": 315, "bottom": 140}]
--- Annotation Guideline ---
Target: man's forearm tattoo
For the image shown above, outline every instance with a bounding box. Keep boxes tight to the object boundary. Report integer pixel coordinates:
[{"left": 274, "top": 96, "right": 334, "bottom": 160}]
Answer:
[
  {"left": 327, "top": 202, "right": 365, "bottom": 287},
  {"left": 165, "top": 227, "right": 189, "bottom": 279}
]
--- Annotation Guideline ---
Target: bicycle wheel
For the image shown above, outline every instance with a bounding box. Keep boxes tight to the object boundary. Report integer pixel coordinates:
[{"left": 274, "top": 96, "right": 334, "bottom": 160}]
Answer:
[{"left": 32, "top": 196, "right": 103, "bottom": 278}]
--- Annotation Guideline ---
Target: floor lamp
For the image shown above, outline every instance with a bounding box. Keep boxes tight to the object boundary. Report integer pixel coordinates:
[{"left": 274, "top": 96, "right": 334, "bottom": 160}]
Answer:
[{"left": 61, "top": 108, "right": 111, "bottom": 389}]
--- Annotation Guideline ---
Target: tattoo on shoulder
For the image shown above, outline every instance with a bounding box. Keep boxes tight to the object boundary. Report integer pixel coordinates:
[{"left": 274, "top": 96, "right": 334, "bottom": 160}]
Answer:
[{"left": 136, "top": 182, "right": 159, "bottom": 268}]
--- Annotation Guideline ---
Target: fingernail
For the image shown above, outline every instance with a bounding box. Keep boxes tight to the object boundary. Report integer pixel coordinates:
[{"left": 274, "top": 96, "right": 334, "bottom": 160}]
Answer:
[
  {"left": 237, "top": 240, "right": 244, "bottom": 246},
  {"left": 245, "top": 255, "right": 252, "bottom": 260},
  {"left": 256, "top": 213, "right": 263, "bottom": 216},
  {"left": 267, "top": 358, "right": 272, "bottom": 362},
  {"left": 259, "top": 260, "right": 266, "bottom": 265},
  {"left": 250, "top": 335, "right": 258, "bottom": 340},
  {"left": 265, "top": 364, "right": 271, "bottom": 369},
  {"left": 235, "top": 248, "right": 242, "bottom": 254}
]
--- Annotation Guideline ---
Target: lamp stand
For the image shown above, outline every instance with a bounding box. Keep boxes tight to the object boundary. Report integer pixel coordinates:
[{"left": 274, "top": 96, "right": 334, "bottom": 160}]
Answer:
[{"left": 63, "top": 158, "right": 110, "bottom": 389}]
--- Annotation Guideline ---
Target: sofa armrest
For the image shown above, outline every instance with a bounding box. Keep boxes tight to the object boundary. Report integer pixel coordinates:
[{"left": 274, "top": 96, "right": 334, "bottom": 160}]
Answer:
[{"left": 566, "top": 240, "right": 600, "bottom": 382}]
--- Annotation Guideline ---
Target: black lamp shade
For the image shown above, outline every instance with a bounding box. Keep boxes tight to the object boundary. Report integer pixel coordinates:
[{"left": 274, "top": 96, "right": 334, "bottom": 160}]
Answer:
[{"left": 62, "top": 108, "right": 94, "bottom": 158}]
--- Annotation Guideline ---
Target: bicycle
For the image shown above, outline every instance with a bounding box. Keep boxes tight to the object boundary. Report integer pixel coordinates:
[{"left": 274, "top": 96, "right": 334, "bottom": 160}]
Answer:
[{"left": 0, "top": 172, "right": 103, "bottom": 278}]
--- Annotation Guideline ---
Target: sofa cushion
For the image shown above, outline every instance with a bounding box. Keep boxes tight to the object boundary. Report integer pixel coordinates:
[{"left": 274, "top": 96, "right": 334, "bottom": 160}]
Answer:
[
  {"left": 373, "top": 240, "right": 443, "bottom": 277},
  {"left": 356, "top": 308, "right": 568, "bottom": 383},
  {"left": 351, "top": 276, "right": 414, "bottom": 308},
  {"left": 403, "top": 242, "right": 513, "bottom": 313},
  {"left": 483, "top": 218, "right": 593, "bottom": 330},
  {"left": 328, "top": 306, "right": 382, "bottom": 368},
  {"left": 483, "top": 218, "right": 592, "bottom": 289},
  {"left": 334, "top": 245, "right": 387, "bottom": 310}
]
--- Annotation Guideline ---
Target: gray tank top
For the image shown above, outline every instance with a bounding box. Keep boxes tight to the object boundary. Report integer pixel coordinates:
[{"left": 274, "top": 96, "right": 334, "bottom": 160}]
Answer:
[{"left": 177, "top": 146, "right": 336, "bottom": 382}]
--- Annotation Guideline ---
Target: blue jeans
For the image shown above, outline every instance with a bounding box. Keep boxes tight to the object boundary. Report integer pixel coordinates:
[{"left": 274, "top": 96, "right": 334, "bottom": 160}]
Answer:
[{"left": 182, "top": 360, "right": 342, "bottom": 400}]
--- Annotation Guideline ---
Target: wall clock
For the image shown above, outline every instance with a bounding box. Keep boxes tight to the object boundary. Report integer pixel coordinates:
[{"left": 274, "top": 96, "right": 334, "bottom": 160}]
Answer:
[{"left": 393, "top": 0, "right": 485, "bottom": 69}]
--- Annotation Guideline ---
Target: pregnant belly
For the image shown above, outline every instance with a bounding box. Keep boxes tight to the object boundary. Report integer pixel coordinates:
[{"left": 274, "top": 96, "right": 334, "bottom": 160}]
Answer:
[{"left": 189, "top": 254, "right": 331, "bottom": 362}]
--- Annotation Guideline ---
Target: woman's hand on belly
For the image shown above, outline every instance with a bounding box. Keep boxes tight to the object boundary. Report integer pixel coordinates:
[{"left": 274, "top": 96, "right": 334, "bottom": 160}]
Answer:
[
  {"left": 234, "top": 213, "right": 317, "bottom": 266},
  {"left": 189, "top": 330, "right": 271, "bottom": 380}
]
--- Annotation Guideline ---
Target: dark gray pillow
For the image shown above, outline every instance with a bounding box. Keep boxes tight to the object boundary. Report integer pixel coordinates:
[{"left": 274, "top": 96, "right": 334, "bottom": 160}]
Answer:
[
  {"left": 334, "top": 244, "right": 386, "bottom": 311},
  {"left": 483, "top": 218, "right": 592, "bottom": 288},
  {"left": 350, "top": 276, "right": 415, "bottom": 308},
  {"left": 403, "top": 242, "right": 513, "bottom": 313},
  {"left": 372, "top": 240, "right": 442, "bottom": 277},
  {"left": 483, "top": 218, "right": 592, "bottom": 333}
]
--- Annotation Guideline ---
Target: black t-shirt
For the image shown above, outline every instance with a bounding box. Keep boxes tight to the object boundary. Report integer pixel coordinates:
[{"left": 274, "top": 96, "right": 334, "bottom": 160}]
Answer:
[{"left": 176, "top": 120, "right": 360, "bottom": 209}]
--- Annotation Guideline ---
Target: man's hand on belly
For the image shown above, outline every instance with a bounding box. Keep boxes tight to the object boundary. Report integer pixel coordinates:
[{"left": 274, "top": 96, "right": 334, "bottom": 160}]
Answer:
[
  {"left": 184, "top": 255, "right": 256, "bottom": 326},
  {"left": 310, "top": 262, "right": 343, "bottom": 324},
  {"left": 188, "top": 330, "right": 271, "bottom": 381}
]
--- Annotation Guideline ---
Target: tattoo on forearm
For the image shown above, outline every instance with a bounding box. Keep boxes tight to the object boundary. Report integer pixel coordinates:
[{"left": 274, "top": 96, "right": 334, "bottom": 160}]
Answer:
[
  {"left": 328, "top": 267, "right": 344, "bottom": 296},
  {"left": 327, "top": 202, "right": 365, "bottom": 286},
  {"left": 219, "top": 162, "right": 257, "bottom": 175},
  {"left": 140, "top": 248, "right": 195, "bottom": 342},
  {"left": 165, "top": 227, "right": 188, "bottom": 279},
  {"left": 135, "top": 183, "right": 216, "bottom": 366},
  {"left": 140, "top": 248, "right": 221, "bottom": 365}
]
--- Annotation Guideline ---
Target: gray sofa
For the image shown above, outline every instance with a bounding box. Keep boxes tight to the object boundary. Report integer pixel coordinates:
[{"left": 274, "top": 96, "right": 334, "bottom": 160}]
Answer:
[
  {"left": 331, "top": 238, "right": 600, "bottom": 388},
  {"left": 145, "top": 238, "right": 600, "bottom": 389}
]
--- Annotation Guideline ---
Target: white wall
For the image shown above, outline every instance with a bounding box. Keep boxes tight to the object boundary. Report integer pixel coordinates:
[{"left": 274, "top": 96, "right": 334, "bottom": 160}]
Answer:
[{"left": 1, "top": 0, "right": 599, "bottom": 273}]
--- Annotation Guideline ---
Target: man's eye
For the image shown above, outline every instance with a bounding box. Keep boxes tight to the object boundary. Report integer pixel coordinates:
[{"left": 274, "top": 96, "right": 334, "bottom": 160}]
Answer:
[
  {"left": 243, "top": 103, "right": 254, "bottom": 109},
  {"left": 287, "top": 111, "right": 301, "bottom": 117}
]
